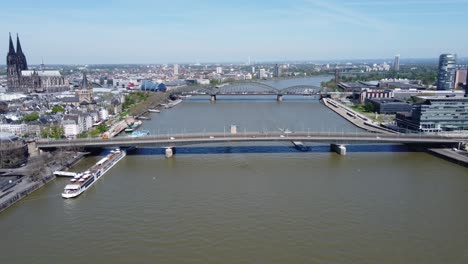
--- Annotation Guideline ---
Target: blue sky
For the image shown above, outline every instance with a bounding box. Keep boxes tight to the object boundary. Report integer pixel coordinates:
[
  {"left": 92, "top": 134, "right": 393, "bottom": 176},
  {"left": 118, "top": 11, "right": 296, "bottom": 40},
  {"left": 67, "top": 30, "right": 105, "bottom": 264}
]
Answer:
[{"left": 1, "top": 0, "right": 467, "bottom": 64}]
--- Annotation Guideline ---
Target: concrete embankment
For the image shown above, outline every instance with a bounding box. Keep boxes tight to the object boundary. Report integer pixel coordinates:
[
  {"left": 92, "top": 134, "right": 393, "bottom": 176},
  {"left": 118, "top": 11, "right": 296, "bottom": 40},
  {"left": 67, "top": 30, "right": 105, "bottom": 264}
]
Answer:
[
  {"left": 321, "top": 98, "right": 397, "bottom": 134},
  {"left": 0, "top": 174, "right": 55, "bottom": 213},
  {"left": 0, "top": 152, "right": 86, "bottom": 213},
  {"left": 427, "top": 148, "right": 468, "bottom": 167}
]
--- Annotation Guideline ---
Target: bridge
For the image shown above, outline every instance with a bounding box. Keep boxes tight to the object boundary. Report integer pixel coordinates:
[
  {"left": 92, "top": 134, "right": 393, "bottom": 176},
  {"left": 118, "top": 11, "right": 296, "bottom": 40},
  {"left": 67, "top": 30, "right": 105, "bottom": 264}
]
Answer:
[
  {"left": 170, "top": 82, "right": 322, "bottom": 101},
  {"left": 36, "top": 132, "right": 466, "bottom": 156}
]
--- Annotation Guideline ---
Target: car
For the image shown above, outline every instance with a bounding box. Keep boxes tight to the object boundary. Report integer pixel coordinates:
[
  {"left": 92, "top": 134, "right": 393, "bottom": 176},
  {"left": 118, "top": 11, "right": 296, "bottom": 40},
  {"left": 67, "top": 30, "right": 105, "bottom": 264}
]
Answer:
[
  {"left": 209, "top": 136, "right": 215, "bottom": 139},
  {"left": 170, "top": 137, "right": 175, "bottom": 140},
  {"left": 280, "top": 135, "right": 285, "bottom": 138}
]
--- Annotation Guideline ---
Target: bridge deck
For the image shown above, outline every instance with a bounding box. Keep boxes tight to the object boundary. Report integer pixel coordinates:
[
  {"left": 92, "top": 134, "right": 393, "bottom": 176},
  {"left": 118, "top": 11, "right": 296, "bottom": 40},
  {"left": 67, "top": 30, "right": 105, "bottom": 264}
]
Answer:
[{"left": 36, "top": 132, "right": 467, "bottom": 149}]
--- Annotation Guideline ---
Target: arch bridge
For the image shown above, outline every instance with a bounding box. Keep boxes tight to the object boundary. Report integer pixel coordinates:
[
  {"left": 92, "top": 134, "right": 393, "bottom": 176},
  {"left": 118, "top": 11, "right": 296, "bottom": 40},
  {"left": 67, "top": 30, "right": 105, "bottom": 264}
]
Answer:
[{"left": 170, "top": 82, "right": 322, "bottom": 101}]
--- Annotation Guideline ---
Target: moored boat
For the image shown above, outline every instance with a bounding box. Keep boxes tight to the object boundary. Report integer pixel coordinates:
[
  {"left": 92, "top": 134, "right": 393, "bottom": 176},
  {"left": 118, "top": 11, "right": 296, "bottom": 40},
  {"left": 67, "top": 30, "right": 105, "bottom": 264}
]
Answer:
[
  {"left": 128, "top": 130, "right": 150, "bottom": 138},
  {"left": 62, "top": 149, "right": 126, "bottom": 199},
  {"left": 125, "top": 120, "right": 143, "bottom": 132},
  {"left": 164, "top": 99, "right": 182, "bottom": 109}
]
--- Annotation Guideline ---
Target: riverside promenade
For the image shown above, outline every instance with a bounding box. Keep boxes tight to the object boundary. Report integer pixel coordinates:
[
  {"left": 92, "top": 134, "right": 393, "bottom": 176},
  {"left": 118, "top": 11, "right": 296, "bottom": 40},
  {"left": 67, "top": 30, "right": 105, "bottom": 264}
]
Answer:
[
  {"left": 0, "top": 152, "right": 86, "bottom": 213},
  {"left": 321, "top": 97, "right": 397, "bottom": 134}
]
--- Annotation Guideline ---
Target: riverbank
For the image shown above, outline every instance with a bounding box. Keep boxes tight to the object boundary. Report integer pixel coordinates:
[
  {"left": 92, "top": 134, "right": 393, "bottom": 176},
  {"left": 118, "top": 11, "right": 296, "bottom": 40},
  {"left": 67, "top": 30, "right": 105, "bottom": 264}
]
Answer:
[
  {"left": 0, "top": 152, "right": 86, "bottom": 213},
  {"left": 427, "top": 148, "right": 468, "bottom": 167},
  {"left": 102, "top": 93, "right": 169, "bottom": 138},
  {"left": 321, "top": 97, "right": 397, "bottom": 134}
]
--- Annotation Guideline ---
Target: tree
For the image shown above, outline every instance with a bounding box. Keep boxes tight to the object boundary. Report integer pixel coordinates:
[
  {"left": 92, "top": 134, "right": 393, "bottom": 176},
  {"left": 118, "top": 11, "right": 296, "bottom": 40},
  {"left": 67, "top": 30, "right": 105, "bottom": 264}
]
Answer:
[
  {"left": 363, "top": 102, "right": 375, "bottom": 113},
  {"left": 51, "top": 105, "right": 65, "bottom": 114},
  {"left": 21, "top": 112, "right": 40, "bottom": 122},
  {"left": 96, "top": 123, "right": 108, "bottom": 133},
  {"left": 41, "top": 124, "right": 64, "bottom": 139}
]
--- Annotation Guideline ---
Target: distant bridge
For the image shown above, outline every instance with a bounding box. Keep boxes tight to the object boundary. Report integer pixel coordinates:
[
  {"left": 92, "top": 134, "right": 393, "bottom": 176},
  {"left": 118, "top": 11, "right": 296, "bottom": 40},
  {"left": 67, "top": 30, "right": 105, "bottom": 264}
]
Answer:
[
  {"left": 36, "top": 132, "right": 466, "bottom": 150},
  {"left": 170, "top": 82, "right": 322, "bottom": 101}
]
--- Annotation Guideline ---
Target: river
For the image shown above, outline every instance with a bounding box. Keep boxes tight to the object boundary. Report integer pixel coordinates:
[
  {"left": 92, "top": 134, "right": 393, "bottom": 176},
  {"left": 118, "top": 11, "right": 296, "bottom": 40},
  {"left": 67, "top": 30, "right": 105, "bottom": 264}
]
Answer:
[{"left": 1, "top": 76, "right": 467, "bottom": 264}]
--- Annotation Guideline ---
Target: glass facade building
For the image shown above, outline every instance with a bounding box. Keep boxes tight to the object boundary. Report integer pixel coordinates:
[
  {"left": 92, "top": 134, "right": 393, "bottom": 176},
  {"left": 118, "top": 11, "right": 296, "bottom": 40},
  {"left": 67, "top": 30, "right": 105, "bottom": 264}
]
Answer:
[
  {"left": 396, "top": 96, "right": 468, "bottom": 132},
  {"left": 437, "top": 54, "right": 457, "bottom": 90},
  {"left": 140, "top": 81, "right": 167, "bottom": 92}
]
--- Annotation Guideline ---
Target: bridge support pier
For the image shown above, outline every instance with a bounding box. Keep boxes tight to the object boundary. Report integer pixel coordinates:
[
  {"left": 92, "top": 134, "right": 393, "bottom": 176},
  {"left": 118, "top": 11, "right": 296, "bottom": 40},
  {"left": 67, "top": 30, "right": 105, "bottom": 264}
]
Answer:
[
  {"left": 330, "top": 144, "right": 347, "bottom": 156},
  {"left": 277, "top": 94, "right": 283, "bottom": 102},
  {"left": 210, "top": 95, "right": 217, "bottom": 102},
  {"left": 165, "top": 147, "right": 175, "bottom": 158}
]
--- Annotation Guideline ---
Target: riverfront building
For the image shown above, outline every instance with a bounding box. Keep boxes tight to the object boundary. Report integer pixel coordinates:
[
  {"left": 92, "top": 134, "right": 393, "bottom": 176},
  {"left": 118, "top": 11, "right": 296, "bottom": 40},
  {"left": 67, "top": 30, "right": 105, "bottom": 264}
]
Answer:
[
  {"left": 365, "top": 98, "right": 412, "bottom": 114},
  {"left": 396, "top": 95, "right": 468, "bottom": 132},
  {"left": 437, "top": 54, "right": 457, "bottom": 90}
]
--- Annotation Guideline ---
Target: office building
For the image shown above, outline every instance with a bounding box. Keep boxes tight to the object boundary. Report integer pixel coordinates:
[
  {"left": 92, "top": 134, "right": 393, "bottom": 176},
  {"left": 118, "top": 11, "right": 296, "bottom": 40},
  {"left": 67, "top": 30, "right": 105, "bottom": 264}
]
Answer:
[
  {"left": 258, "top": 69, "right": 267, "bottom": 79},
  {"left": 396, "top": 95, "right": 468, "bottom": 132},
  {"left": 437, "top": 54, "right": 457, "bottom": 90},
  {"left": 454, "top": 69, "right": 467, "bottom": 88},
  {"left": 273, "top": 64, "right": 282, "bottom": 77},
  {"left": 365, "top": 98, "right": 412, "bottom": 114},
  {"left": 393, "top": 55, "right": 400, "bottom": 71}
]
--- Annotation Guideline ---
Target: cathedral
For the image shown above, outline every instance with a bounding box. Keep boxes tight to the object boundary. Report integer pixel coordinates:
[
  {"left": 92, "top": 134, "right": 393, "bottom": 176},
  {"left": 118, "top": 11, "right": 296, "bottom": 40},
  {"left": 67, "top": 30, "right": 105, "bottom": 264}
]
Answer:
[{"left": 6, "top": 33, "right": 68, "bottom": 93}]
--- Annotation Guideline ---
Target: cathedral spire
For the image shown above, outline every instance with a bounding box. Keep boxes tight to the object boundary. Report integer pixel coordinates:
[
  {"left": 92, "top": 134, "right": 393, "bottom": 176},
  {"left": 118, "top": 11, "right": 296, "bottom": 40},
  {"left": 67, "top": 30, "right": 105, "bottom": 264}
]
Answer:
[
  {"left": 16, "top": 34, "right": 24, "bottom": 54},
  {"left": 15, "top": 33, "right": 28, "bottom": 71},
  {"left": 8, "top": 33, "right": 15, "bottom": 55}
]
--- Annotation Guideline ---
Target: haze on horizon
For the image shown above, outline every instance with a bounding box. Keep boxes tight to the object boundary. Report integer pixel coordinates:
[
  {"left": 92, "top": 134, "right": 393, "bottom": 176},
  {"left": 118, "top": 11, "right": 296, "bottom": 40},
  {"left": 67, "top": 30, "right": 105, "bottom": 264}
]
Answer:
[{"left": 1, "top": 0, "right": 467, "bottom": 64}]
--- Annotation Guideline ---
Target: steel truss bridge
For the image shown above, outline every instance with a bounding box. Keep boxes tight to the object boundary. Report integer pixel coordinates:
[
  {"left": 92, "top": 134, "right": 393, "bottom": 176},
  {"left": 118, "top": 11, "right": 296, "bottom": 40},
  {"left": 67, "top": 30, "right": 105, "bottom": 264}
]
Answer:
[{"left": 170, "top": 82, "right": 322, "bottom": 96}]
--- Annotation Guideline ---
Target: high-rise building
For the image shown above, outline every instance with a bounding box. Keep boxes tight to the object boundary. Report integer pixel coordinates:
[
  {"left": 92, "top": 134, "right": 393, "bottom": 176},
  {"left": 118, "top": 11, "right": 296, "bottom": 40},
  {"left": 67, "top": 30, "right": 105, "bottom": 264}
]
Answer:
[
  {"left": 437, "top": 54, "right": 457, "bottom": 90},
  {"left": 258, "top": 69, "right": 266, "bottom": 79},
  {"left": 454, "top": 69, "right": 467, "bottom": 88},
  {"left": 334, "top": 69, "right": 340, "bottom": 83},
  {"left": 173, "top": 64, "right": 179, "bottom": 76},
  {"left": 216, "top": 67, "right": 223, "bottom": 74},
  {"left": 273, "top": 64, "right": 282, "bottom": 78},
  {"left": 393, "top": 55, "right": 400, "bottom": 71}
]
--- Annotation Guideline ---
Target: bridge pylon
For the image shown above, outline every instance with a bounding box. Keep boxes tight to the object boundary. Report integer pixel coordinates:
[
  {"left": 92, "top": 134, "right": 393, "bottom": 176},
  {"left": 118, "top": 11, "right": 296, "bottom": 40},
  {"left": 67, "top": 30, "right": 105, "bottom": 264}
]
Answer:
[{"left": 330, "top": 144, "right": 347, "bottom": 155}]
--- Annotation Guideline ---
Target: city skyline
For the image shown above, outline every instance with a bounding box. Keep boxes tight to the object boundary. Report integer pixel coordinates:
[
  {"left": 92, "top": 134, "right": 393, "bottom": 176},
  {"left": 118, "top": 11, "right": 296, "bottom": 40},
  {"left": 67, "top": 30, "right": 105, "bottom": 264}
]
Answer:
[{"left": 1, "top": 0, "right": 468, "bottom": 64}]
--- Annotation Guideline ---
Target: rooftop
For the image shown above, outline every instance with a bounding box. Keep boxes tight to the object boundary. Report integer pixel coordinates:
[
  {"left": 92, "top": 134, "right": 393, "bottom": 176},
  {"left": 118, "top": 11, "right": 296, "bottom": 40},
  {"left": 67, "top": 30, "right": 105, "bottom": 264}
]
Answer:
[
  {"left": 418, "top": 95, "right": 468, "bottom": 101},
  {"left": 0, "top": 132, "right": 20, "bottom": 142},
  {"left": 21, "top": 70, "right": 61, "bottom": 77}
]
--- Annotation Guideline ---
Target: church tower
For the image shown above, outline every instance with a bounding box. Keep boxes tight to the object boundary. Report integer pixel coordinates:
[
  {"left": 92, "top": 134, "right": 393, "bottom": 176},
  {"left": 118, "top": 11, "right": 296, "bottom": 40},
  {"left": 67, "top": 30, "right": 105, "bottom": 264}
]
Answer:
[
  {"left": 76, "top": 72, "right": 94, "bottom": 104},
  {"left": 16, "top": 34, "right": 28, "bottom": 71},
  {"left": 6, "top": 33, "right": 20, "bottom": 92}
]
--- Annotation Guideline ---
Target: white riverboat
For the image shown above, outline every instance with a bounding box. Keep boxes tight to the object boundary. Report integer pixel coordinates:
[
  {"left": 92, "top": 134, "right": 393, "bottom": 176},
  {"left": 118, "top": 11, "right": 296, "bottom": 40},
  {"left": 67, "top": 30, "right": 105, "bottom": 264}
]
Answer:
[
  {"left": 164, "top": 99, "right": 182, "bottom": 109},
  {"left": 62, "top": 149, "right": 126, "bottom": 199}
]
